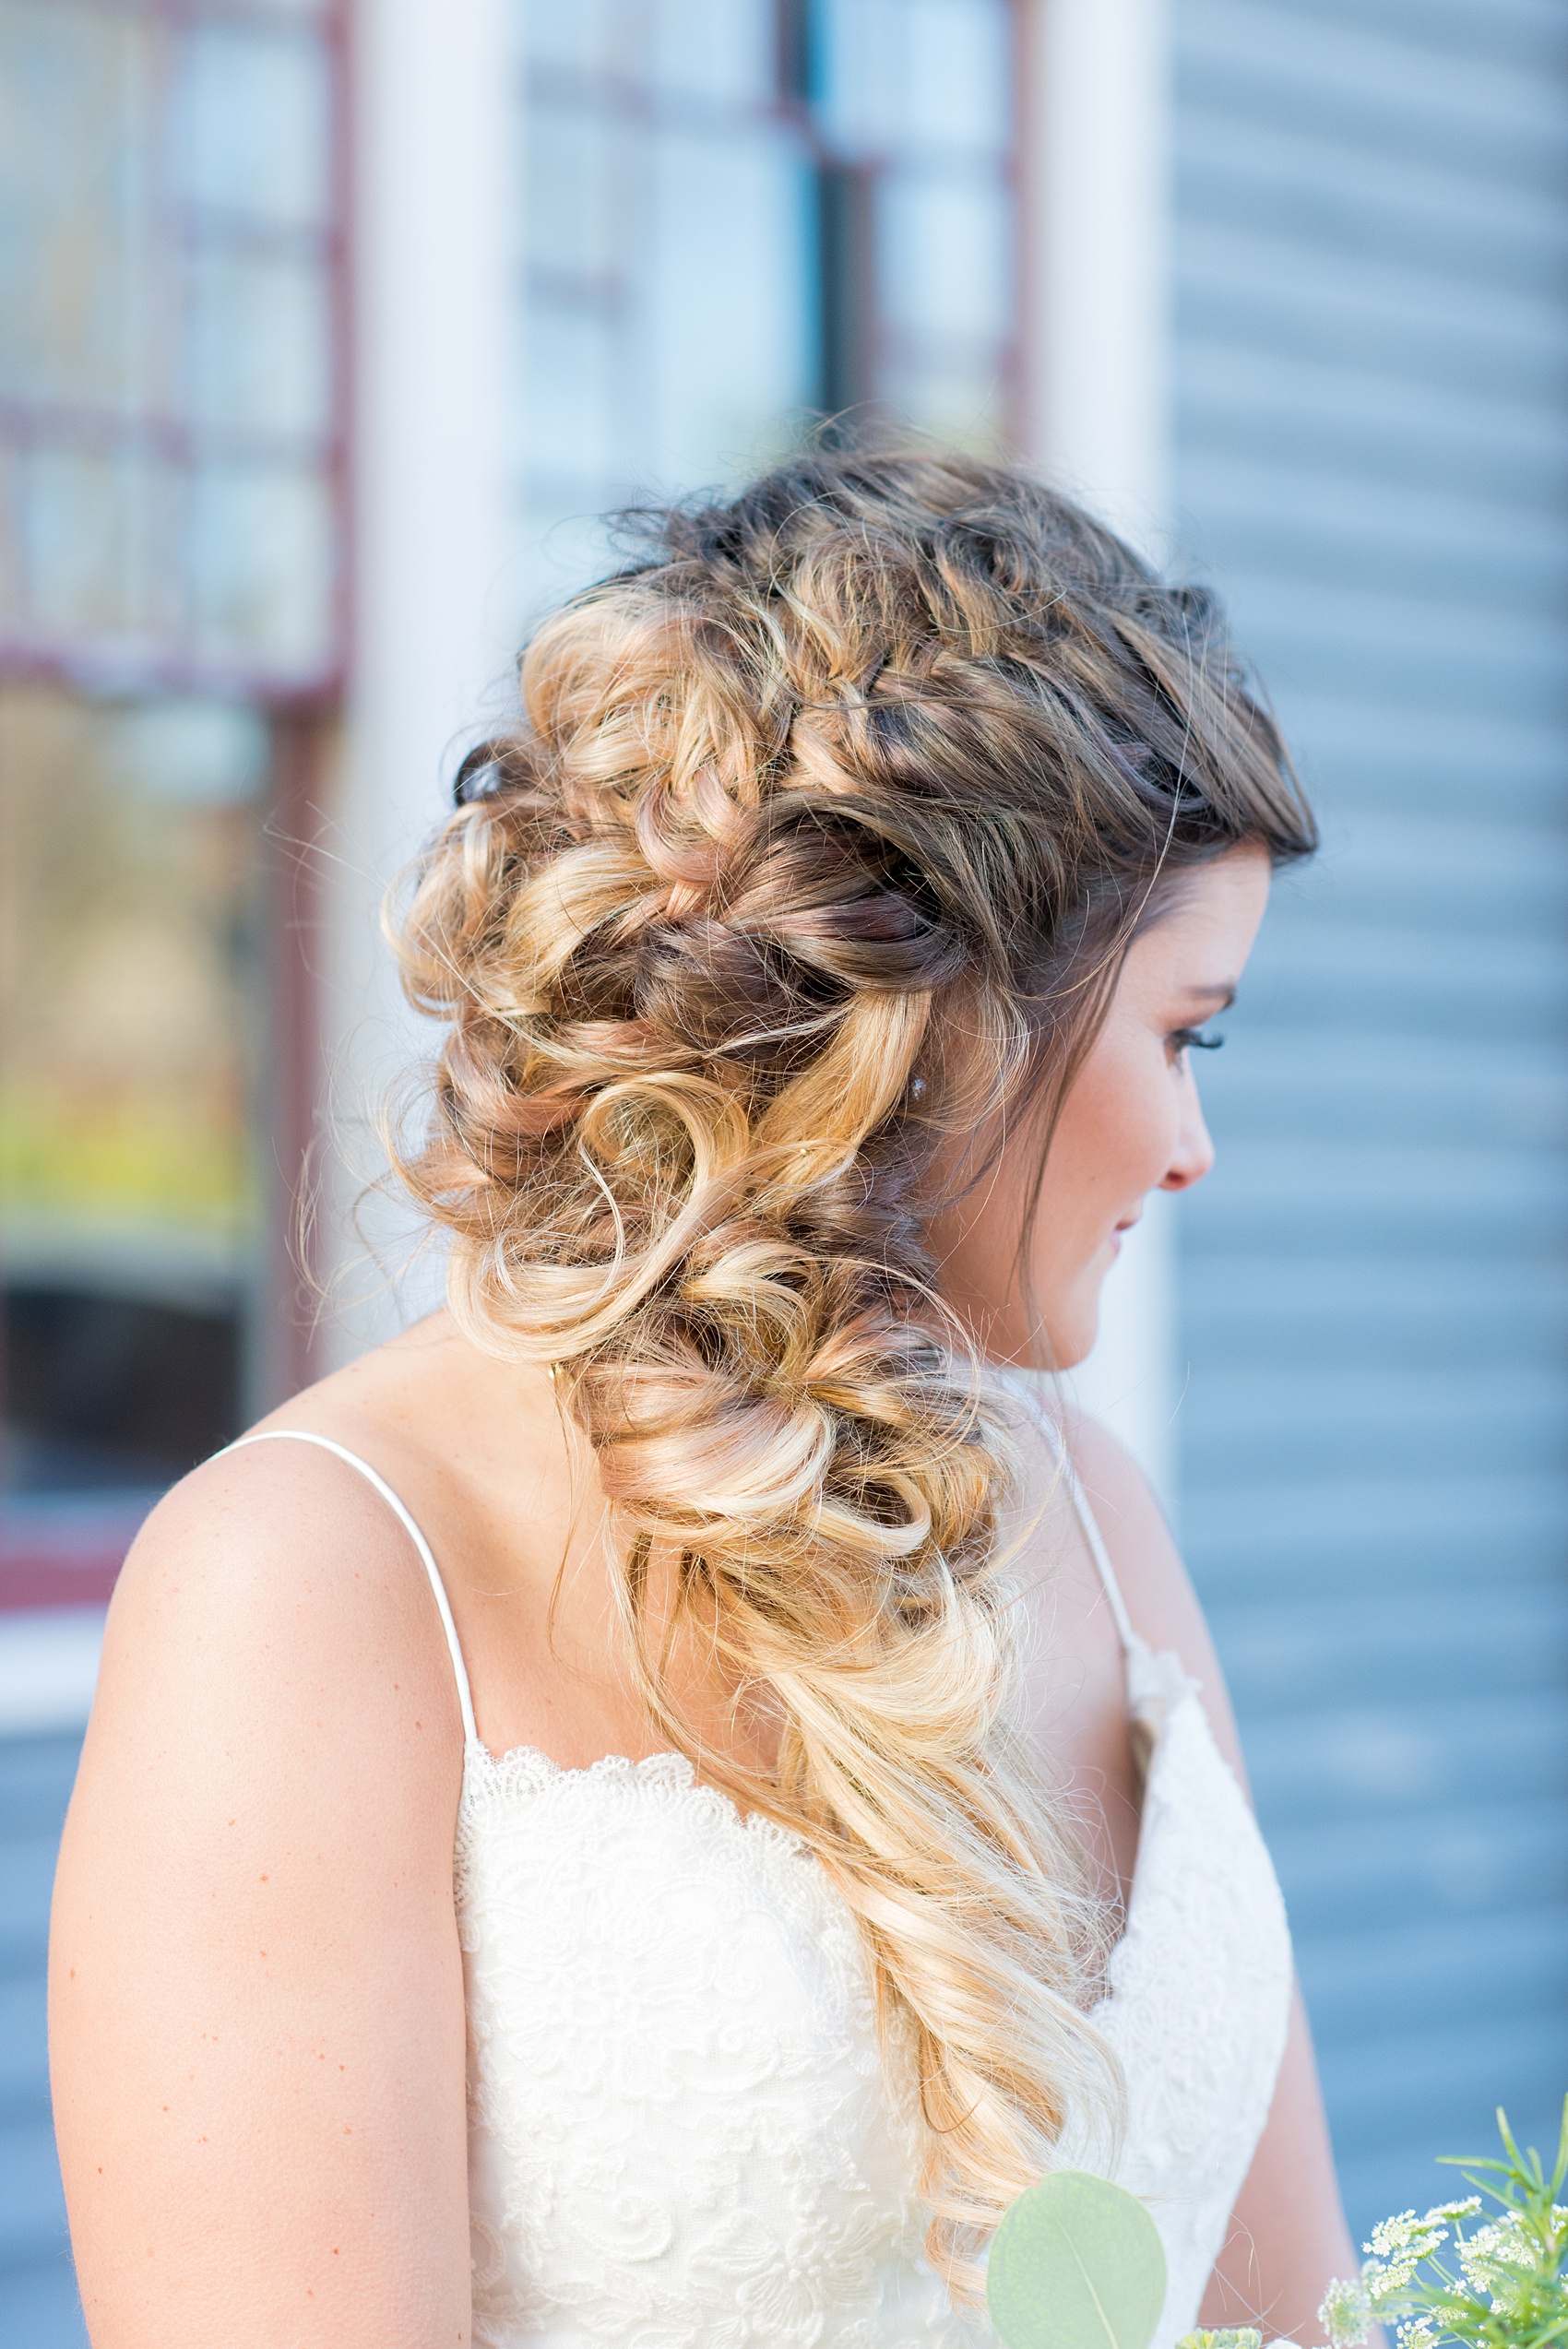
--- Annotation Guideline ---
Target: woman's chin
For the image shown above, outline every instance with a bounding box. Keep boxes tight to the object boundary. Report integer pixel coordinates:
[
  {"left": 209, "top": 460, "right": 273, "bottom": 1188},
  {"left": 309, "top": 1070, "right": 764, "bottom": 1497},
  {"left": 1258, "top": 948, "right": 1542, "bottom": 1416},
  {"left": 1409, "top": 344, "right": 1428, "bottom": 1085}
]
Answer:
[
  {"left": 992, "top": 1312, "right": 1099, "bottom": 1375},
  {"left": 1042, "top": 1290, "right": 1103, "bottom": 1374},
  {"left": 1048, "top": 1325, "right": 1097, "bottom": 1374},
  {"left": 948, "top": 1286, "right": 1102, "bottom": 1373}
]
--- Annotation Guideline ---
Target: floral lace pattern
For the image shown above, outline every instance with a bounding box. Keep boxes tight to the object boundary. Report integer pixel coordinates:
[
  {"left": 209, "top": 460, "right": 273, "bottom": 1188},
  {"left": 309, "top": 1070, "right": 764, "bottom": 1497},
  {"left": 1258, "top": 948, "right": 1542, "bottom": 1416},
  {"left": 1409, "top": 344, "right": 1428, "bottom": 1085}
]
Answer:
[
  {"left": 458, "top": 1748, "right": 990, "bottom": 2348},
  {"left": 1063, "top": 1641, "right": 1294, "bottom": 2346},
  {"left": 457, "top": 1664, "right": 1291, "bottom": 2349}
]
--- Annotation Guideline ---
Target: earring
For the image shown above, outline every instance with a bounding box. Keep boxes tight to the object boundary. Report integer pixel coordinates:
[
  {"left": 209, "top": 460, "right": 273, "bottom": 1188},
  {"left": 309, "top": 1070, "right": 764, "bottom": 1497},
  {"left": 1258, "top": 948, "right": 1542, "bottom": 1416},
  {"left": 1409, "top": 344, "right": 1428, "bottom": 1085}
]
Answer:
[{"left": 908, "top": 1074, "right": 926, "bottom": 1103}]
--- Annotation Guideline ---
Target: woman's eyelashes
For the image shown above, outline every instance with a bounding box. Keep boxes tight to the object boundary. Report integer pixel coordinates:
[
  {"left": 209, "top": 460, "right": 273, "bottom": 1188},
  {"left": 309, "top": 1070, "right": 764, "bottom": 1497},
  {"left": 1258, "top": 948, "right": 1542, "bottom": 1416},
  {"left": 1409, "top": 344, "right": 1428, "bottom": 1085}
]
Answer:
[{"left": 1168, "top": 1025, "right": 1225, "bottom": 1059}]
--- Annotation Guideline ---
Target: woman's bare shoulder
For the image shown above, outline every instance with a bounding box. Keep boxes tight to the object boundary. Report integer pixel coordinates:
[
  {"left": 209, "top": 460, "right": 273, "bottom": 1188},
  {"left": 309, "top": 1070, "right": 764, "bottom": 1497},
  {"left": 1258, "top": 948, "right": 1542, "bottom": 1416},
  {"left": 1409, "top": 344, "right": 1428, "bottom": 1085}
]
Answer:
[
  {"left": 92, "top": 1383, "right": 469, "bottom": 1808},
  {"left": 90, "top": 1307, "right": 565, "bottom": 1787}
]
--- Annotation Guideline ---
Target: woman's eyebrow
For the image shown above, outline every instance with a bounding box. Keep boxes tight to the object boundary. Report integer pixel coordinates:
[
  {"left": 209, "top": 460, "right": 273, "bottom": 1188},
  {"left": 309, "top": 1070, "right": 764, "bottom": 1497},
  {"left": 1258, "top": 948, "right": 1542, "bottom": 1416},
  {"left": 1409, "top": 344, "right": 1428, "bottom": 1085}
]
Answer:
[{"left": 1183, "top": 983, "right": 1238, "bottom": 1012}]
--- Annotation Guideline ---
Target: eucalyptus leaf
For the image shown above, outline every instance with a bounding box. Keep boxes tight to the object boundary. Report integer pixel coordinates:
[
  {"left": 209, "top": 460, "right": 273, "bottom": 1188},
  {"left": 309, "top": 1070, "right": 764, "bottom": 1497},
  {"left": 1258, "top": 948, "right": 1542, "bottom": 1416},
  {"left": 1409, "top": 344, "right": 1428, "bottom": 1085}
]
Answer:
[{"left": 988, "top": 2171, "right": 1168, "bottom": 2349}]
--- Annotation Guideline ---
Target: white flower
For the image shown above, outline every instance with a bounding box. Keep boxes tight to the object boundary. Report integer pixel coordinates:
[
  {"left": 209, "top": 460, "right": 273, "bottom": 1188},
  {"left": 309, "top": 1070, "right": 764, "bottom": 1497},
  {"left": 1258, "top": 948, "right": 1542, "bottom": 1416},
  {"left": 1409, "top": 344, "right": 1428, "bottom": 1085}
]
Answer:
[
  {"left": 1318, "top": 2275, "right": 1372, "bottom": 2349},
  {"left": 1457, "top": 2213, "right": 1534, "bottom": 2310},
  {"left": 1366, "top": 2213, "right": 1419, "bottom": 2259},
  {"left": 1362, "top": 2209, "right": 1450, "bottom": 2298}
]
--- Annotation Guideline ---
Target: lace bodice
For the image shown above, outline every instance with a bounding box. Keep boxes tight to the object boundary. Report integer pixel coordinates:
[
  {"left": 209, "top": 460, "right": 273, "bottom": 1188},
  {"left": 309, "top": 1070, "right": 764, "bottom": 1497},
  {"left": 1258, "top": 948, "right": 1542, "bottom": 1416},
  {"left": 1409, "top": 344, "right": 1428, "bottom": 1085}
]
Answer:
[
  {"left": 459, "top": 1745, "right": 986, "bottom": 2347},
  {"left": 1066, "top": 1636, "right": 1292, "bottom": 2342},
  {"left": 227, "top": 1412, "right": 1293, "bottom": 2349}
]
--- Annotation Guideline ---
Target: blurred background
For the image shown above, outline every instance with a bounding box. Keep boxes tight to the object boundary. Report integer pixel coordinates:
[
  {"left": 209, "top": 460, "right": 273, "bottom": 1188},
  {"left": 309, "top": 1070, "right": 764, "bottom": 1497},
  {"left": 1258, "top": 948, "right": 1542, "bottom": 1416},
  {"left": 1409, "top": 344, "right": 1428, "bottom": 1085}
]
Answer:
[{"left": 2, "top": 0, "right": 1565, "bottom": 2338}]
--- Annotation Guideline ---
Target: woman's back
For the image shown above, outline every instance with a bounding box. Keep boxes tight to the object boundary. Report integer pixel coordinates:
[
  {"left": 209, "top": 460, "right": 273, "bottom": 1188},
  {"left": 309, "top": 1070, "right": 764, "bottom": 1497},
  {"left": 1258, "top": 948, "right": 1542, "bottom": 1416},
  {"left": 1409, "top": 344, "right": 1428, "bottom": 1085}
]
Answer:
[
  {"left": 55, "top": 1311, "right": 1286, "bottom": 2347},
  {"left": 65, "top": 1320, "right": 1294, "bottom": 2347}
]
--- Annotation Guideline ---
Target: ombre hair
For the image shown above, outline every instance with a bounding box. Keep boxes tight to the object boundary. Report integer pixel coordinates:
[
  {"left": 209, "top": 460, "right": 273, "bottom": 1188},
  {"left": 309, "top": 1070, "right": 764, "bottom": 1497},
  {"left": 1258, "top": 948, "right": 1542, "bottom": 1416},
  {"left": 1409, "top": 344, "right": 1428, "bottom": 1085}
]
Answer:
[{"left": 392, "top": 446, "right": 1315, "bottom": 2285}]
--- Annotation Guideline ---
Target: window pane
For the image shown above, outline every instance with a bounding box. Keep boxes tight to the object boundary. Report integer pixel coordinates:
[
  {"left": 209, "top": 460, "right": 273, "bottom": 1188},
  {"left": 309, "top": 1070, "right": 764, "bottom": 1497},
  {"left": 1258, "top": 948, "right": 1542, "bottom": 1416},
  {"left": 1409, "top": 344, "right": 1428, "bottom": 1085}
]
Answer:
[
  {"left": 518, "top": 0, "right": 814, "bottom": 605},
  {"left": 646, "top": 0, "right": 777, "bottom": 103},
  {"left": 186, "top": 459, "right": 335, "bottom": 669},
  {"left": 902, "top": 0, "right": 1013, "bottom": 148},
  {"left": 805, "top": 0, "right": 1017, "bottom": 443},
  {"left": 184, "top": 248, "right": 333, "bottom": 436},
  {"left": 21, "top": 445, "right": 159, "bottom": 639},
  {"left": 643, "top": 126, "right": 816, "bottom": 488},
  {"left": 0, "top": 2, "right": 343, "bottom": 692},
  {"left": 528, "top": 102, "right": 620, "bottom": 285},
  {"left": 528, "top": 0, "right": 618, "bottom": 77},
  {"left": 171, "top": 22, "right": 332, "bottom": 232},
  {"left": 0, "top": 682, "right": 268, "bottom": 1495},
  {"left": 0, "top": 2, "right": 153, "bottom": 409},
  {"left": 879, "top": 169, "right": 1014, "bottom": 344},
  {"left": 814, "top": 0, "right": 1012, "bottom": 151},
  {"left": 0, "top": 441, "right": 20, "bottom": 624}
]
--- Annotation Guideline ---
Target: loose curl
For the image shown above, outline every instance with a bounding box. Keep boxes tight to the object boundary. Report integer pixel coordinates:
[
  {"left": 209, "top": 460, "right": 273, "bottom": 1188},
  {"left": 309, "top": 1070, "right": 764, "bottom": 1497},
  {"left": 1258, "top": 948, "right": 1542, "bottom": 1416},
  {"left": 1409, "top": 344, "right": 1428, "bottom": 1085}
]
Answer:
[{"left": 392, "top": 447, "right": 1315, "bottom": 2287}]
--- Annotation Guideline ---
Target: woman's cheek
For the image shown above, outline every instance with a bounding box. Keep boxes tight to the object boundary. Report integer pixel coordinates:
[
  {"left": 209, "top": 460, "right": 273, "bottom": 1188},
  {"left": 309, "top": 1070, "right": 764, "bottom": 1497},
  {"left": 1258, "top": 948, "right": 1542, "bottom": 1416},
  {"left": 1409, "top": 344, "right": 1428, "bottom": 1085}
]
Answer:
[
  {"left": 1090, "top": 1055, "right": 1171, "bottom": 1202},
  {"left": 1126, "top": 1038, "right": 1187, "bottom": 1192}
]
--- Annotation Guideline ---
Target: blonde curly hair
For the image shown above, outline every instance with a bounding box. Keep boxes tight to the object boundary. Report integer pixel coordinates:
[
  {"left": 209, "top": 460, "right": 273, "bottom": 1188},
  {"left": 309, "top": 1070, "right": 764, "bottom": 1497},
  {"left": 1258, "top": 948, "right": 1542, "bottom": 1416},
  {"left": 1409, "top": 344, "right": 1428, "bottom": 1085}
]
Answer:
[{"left": 392, "top": 446, "right": 1314, "bottom": 2285}]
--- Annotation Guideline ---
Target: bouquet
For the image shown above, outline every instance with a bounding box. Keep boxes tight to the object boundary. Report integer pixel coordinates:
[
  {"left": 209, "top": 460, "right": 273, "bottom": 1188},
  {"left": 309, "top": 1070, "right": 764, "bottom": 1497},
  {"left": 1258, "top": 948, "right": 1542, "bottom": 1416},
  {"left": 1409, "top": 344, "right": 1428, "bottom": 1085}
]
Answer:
[
  {"left": 1313, "top": 2103, "right": 1568, "bottom": 2349},
  {"left": 984, "top": 2104, "right": 1568, "bottom": 2349}
]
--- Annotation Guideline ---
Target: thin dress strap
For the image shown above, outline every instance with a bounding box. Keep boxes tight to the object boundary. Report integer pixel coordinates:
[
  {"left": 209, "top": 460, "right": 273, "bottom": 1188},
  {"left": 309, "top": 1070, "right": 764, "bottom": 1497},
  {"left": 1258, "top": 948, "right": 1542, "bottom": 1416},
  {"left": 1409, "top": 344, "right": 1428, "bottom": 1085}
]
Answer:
[
  {"left": 1006, "top": 1379, "right": 1140, "bottom": 1656},
  {"left": 221, "top": 1430, "right": 481, "bottom": 1748}
]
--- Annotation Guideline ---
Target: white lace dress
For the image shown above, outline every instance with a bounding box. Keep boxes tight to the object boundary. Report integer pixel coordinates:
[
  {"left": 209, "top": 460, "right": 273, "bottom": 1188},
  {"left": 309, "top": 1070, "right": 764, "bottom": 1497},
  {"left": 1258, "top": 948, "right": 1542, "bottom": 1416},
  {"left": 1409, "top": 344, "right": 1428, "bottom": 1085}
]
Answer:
[{"left": 231, "top": 1406, "right": 1293, "bottom": 2349}]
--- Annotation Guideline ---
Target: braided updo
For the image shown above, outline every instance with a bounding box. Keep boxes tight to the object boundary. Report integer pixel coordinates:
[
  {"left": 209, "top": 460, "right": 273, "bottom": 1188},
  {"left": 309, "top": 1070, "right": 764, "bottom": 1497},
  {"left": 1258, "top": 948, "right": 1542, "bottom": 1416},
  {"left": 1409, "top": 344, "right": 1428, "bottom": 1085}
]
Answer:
[{"left": 393, "top": 446, "right": 1315, "bottom": 2284}]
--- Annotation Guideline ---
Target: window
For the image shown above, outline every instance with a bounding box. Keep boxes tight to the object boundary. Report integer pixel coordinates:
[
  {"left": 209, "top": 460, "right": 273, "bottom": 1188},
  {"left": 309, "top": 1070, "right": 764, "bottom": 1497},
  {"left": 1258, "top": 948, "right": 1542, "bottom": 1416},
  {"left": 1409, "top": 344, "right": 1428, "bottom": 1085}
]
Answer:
[
  {"left": 0, "top": 0, "right": 345, "bottom": 689},
  {"left": 516, "top": 0, "right": 1019, "bottom": 611},
  {"left": 784, "top": 0, "right": 1018, "bottom": 443},
  {"left": 0, "top": 0, "right": 345, "bottom": 1584}
]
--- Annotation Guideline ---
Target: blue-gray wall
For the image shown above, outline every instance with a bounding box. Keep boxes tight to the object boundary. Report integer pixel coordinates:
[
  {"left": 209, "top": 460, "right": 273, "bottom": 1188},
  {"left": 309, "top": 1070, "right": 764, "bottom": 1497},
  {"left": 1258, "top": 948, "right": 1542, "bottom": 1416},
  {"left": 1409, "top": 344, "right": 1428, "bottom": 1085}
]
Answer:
[
  {"left": 1172, "top": 0, "right": 1568, "bottom": 2236},
  {"left": 1, "top": 1732, "right": 86, "bottom": 2345}
]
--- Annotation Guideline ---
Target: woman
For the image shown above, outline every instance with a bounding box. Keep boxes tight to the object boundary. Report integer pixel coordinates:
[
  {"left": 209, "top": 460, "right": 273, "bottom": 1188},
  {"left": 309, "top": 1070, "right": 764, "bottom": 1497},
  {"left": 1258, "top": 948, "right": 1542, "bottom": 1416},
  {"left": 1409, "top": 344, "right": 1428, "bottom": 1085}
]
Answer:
[{"left": 52, "top": 449, "right": 1356, "bottom": 2347}]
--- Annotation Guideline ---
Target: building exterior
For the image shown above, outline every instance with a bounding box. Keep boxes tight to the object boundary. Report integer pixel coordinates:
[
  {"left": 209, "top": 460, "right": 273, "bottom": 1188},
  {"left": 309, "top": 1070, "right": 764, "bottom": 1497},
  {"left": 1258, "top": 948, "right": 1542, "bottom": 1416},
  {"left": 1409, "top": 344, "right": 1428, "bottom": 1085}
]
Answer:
[
  {"left": 1, "top": 0, "right": 1565, "bottom": 2334},
  {"left": 1169, "top": 0, "right": 1568, "bottom": 2223},
  {"left": 0, "top": 8, "right": 349, "bottom": 2332}
]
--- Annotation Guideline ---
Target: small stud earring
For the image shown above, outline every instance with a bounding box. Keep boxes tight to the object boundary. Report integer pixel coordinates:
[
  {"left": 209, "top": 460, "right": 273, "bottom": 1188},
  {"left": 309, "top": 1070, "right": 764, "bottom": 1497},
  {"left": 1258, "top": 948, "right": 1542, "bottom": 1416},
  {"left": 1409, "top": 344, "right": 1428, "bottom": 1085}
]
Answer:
[{"left": 908, "top": 1074, "right": 926, "bottom": 1103}]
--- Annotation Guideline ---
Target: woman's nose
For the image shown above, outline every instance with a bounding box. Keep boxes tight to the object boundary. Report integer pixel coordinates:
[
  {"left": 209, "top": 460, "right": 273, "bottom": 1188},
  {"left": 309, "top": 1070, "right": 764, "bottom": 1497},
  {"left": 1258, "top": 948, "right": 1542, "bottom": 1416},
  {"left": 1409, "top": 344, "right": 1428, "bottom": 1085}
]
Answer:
[{"left": 1159, "top": 1072, "right": 1217, "bottom": 1193}]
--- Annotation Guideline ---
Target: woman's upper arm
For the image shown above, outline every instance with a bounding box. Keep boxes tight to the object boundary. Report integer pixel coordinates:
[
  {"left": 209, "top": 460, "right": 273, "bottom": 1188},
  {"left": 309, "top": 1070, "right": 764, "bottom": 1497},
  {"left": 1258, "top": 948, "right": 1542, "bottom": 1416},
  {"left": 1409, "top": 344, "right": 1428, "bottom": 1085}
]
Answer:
[{"left": 49, "top": 1447, "right": 472, "bottom": 2349}]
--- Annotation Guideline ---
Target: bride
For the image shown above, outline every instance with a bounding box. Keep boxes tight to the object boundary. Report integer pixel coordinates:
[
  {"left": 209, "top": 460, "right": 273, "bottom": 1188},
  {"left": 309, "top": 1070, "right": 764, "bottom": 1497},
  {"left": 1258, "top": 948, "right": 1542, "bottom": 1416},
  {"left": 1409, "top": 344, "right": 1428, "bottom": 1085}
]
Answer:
[{"left": 51, "top": 447, "right": 1357, "bottom": 2347}]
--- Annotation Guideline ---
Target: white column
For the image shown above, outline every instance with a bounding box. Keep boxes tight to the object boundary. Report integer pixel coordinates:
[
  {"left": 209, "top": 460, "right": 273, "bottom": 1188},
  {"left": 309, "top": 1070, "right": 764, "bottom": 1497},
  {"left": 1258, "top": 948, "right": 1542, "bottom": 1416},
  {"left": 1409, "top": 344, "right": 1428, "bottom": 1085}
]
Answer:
[
  {"left": 1017, "top": 0, "right": 1179, "bottom": 1508},
  {"left": 324, "top": 0, "right": 518, "bottom": 1358},
  {"left": 1018, "top": 0, "right": 1171, "bottom": 552}
]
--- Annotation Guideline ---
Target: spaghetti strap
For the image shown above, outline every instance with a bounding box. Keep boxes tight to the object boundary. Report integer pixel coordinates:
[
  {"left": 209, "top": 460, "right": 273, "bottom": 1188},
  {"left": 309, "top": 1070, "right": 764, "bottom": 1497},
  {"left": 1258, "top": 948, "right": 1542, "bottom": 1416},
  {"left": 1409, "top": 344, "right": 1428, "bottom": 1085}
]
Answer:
[
  {"left": 221, "top": 1430, "right": 481, "bottom": 1748},
  {"left": 1004, "top": 1377, "right": 1141, "bottom": 1657}
]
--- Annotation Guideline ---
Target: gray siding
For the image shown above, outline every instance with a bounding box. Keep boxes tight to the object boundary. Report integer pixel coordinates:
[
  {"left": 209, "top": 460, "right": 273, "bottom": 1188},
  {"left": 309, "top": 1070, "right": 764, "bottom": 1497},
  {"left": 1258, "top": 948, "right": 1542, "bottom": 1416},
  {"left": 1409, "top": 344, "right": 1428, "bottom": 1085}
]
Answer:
[
  {"left": 1172, "top": 0, "right": 1568, "bottom": 2233},
  {"left": 0, "top": 1733, "right": 87, "bottom": 2346}
]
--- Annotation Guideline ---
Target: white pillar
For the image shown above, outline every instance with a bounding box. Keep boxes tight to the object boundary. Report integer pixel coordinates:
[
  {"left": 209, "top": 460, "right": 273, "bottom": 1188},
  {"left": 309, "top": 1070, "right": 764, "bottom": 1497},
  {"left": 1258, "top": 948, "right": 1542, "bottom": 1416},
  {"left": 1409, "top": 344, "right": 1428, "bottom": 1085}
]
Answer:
[
  {"left": 1017, "top": 0, "right": 1179, "bottom": 1509},
  {"left": 324, "top": 0, "right": 517, "bottom": 1358},
  {"left": 1019, "top": 0, "right": 1171, "bottom": 552}
]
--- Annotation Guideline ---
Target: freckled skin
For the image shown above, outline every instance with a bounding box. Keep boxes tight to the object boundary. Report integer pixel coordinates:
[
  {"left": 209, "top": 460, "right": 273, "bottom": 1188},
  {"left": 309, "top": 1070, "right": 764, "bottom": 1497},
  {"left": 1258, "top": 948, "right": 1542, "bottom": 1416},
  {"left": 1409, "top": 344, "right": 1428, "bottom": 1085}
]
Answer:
[{"left": 50, "top": 847, "right": 1351, "bottom": 2347}]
